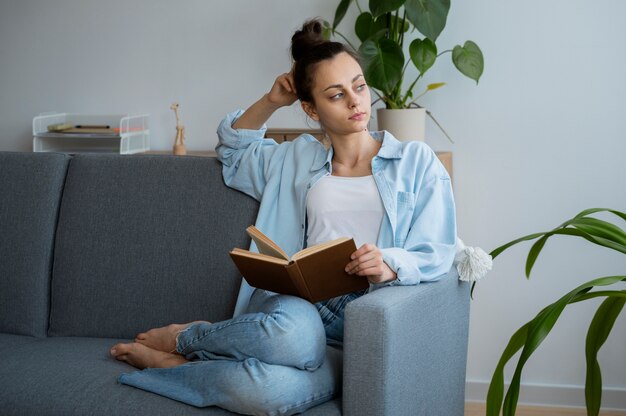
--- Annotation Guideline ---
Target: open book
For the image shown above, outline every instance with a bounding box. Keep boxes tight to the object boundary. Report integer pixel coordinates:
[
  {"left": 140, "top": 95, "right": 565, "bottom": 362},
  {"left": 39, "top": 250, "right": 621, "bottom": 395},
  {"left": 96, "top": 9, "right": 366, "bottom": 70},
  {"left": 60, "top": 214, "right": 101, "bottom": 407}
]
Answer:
[{"left": 229, "top": 225, "right": 369, "bottom": 303}]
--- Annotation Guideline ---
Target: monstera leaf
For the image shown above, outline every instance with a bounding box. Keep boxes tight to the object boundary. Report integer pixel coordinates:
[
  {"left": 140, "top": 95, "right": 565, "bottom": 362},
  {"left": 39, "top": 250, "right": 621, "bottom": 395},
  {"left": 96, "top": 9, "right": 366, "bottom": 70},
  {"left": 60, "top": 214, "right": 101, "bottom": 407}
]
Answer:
[
  {"left": 409, "top": 38, "right": 437, "bottom": 74},
  {"left": 369, "top": 0, "right": 406, "bottom": 18},
  {"left": 359, "top": 37, "right": 404, "bottom": 93},
  {"left": 405, "top": 0, "right": 450, "bottom": 41},
  {"left": 332, "top": 0, "right": 353, "bottom": 29},
  {"left": 452, "top": 41, "right": 484, "bottom": 83}
]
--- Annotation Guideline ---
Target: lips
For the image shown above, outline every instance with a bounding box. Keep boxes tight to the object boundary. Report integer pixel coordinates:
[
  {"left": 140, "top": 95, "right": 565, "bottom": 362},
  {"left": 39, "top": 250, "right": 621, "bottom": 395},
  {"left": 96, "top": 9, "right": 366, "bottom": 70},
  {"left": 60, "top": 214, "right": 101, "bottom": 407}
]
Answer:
[{"left": 349, "top": 112, "right": 366, "bottom": 121}]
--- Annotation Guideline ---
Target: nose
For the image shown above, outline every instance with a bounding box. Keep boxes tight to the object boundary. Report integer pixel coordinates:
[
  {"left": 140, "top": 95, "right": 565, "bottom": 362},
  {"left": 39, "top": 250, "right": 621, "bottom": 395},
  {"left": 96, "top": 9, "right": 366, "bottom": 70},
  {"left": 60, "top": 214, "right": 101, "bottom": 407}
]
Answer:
[{"left": 348, "top": 91, "right": 360, "bottom": 108}]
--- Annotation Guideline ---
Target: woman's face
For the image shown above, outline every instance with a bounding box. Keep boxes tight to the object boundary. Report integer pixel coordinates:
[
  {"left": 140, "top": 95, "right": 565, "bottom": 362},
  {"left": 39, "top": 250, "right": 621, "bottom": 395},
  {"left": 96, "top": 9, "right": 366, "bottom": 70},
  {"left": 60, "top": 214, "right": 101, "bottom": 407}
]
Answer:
[{"left": 302, "top": 52, "right": 372, "bottom": 138}]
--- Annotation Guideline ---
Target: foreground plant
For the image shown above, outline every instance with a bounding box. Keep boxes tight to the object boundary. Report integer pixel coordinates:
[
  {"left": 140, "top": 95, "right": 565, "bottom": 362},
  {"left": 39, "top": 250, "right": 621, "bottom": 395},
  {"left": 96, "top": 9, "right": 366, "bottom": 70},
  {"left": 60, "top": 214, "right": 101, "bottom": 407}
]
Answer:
[{"left": 477, "top": 208, "right": 626, "bottom": 416}]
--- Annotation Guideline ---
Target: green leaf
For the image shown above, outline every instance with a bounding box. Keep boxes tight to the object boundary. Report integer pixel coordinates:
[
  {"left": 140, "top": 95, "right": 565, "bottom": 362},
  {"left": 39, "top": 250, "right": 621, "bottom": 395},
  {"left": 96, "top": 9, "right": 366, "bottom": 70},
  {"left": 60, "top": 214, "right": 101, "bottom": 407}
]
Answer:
[
  {"left": 359, "top": 37, "right": 404, "bottom": 93},
  {"left": 409, "top": 38, "right": 437, "bottom": 74},
  {"left": 427, "top": 82, "right": 445, "bottom": 90},
  {"left": 452, "top": 41, "right": 484, "bottom": 83},
  {"left": 488, "top": 276, "right": 626, "bottom": 415},
  {"left": 483, "top": 207, "right": 626, "bottom": 413},
  {"left": 574, "top": 208, "right": 626, "bottom": 222},
  {"left": 333, "top": 0, "right": 353, "bottom": 29},
  {"left": 571, "top": 217, "right": 626, "bottom": 246},
  {"left": 551, "top": 228, "right": 626, "bottom": 255},
  {"left": 585, "top": 296, "right": 626, "bottom": 416},
  {"left": 490, "top": 232, "right": 547, "bottom": 259},
  {"left": 322, "top": 20, "right": 333, "bottom": 41},
  {"left": 404, "top": 0, "right": 450, "bottom": 41},
  {"left": 589, "top": 236, "right": 626, "bottom": 254},
  {"left": 355, "top": 12, "right": 375, "bottom": 42},
  {"left": 355, "top": 13, "right": 388, "bottom": 42},
  {"left": 369, "top": 0, "right": 405, "bottom": 19},
  {"left": 525, "top": 235, "right": 548, "bottom": 278},
  {"left": 356, "top": 12, "right": 409, "bottom": 42},
  {"left": 574, "top": 289, "right": 626, "bottom": 304},
  {"left": 492, "top": 209, "right": 626, "bottom": 260},
  {"left": 503, "top": 299, "right": 573, "bottom": 413},
  {"left": 486, "top": 322, "right": 530, "bottom": 416}
]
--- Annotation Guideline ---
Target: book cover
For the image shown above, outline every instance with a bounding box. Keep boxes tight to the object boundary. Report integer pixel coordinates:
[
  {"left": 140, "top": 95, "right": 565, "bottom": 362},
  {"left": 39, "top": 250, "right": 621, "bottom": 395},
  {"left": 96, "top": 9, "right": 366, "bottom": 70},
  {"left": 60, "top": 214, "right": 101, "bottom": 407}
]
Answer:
[{"left": 229, "top": 226, "right": 368, "bottom": 302}]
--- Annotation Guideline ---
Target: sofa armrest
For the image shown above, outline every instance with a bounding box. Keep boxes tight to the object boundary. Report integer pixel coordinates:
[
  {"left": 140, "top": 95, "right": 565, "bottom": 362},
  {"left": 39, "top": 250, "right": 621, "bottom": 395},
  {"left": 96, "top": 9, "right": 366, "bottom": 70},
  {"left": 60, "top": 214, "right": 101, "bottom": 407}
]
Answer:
[{"left": 342, "top": 269, "right": 470, "bottom": 416}]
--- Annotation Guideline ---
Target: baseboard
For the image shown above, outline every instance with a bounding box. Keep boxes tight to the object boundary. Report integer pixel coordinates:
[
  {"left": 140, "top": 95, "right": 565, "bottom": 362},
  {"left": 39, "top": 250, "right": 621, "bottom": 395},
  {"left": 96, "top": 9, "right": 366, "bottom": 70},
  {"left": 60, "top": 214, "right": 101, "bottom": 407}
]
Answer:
[{"left": 465, "top": 380, "right": 626, "bottom": 411}]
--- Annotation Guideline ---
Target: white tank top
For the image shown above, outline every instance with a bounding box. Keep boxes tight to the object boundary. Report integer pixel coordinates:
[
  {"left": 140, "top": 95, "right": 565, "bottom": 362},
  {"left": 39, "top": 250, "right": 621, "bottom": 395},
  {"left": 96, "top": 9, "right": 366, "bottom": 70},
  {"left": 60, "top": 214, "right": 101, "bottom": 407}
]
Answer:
[{"left": 306, "top": 174, "right": 384, "bottom": 248}]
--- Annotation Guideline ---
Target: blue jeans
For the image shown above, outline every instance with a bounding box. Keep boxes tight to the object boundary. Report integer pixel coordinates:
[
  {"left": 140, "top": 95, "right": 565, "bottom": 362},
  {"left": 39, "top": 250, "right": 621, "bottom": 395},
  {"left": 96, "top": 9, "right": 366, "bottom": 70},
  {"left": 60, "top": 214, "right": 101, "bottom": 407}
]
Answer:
[
  {"left": 315, "top": 289, "right": 367, "bottom": 347},
  {"left": 118, "top": 290, "right": 341, "bottom": 415}
]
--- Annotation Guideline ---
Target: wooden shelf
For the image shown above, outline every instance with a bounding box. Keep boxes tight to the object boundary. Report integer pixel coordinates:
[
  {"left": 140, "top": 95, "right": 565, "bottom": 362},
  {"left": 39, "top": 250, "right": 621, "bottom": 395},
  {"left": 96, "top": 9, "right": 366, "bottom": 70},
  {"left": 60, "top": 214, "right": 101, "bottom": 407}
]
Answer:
[{"left": 146, "top": 128, "right": 452, "bottom": 180}]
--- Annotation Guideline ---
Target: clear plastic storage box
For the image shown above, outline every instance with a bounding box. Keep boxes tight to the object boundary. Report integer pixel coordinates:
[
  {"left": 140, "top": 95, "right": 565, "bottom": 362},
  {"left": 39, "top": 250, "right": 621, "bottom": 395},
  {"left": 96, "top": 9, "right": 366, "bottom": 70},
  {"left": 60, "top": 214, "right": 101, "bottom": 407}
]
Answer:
[{"left": 33, "top": 113, "right": 150, "bottom": 154}]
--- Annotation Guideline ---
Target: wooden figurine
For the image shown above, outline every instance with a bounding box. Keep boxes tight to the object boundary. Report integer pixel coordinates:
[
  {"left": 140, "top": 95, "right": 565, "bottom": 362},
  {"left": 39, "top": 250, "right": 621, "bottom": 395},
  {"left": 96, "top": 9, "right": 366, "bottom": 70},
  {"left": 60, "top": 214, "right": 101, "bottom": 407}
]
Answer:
[{"left": 171, "top": 102, "right": 187, "bottom": 155}]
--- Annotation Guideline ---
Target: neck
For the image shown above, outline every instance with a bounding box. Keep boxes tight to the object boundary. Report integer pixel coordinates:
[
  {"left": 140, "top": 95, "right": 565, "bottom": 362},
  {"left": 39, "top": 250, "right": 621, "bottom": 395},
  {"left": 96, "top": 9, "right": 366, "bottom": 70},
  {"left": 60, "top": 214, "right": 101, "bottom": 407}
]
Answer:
[{"left": 329, "top": 130, "right": 381, "bottom": 174}]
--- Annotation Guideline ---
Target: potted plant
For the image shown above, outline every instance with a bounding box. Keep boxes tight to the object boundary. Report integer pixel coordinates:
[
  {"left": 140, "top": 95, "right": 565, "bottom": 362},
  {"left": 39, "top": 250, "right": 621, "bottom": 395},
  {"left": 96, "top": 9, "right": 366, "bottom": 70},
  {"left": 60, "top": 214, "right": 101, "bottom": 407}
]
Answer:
[
  {"left": 473, "top": 208, "right": 626, "bottom": 416},
  {"left": 325, "top": 0, "right": 484, "bottom": 142}
]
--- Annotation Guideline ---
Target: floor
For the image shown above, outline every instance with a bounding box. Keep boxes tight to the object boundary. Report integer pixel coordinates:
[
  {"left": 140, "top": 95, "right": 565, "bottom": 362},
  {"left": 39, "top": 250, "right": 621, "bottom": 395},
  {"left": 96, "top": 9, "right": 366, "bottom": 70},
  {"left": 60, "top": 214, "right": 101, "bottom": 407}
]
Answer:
[{"left": 465, "top": 402, "right": 626, "bottom": 416}]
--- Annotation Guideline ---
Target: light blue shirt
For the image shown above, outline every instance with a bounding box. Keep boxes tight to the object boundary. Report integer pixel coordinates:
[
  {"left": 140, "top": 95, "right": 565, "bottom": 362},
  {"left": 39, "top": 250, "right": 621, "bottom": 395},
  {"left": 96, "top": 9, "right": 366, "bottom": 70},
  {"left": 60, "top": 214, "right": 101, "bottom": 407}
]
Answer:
[{"left": 216, "top": 110, "right": 457, "bottom": 315}]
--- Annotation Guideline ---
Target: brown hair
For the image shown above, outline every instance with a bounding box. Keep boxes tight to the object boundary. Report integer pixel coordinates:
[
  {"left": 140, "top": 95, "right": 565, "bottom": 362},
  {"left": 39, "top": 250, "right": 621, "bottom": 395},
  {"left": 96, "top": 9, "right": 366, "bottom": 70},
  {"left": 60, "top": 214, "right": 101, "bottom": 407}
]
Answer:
[{"left": 291, "top": 19, "right": 360, "bottom": 104}]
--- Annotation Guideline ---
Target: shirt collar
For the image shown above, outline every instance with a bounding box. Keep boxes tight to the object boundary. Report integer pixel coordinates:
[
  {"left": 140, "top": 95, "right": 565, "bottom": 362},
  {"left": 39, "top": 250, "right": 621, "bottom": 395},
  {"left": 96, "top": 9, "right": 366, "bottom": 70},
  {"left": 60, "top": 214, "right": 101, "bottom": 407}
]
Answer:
[
  {"left": 309, "top": 130, "right": 403, "bottom": 172},
  {"left": 310, "top": 142, "right": 333, "bottom": 172},
  {"left": 372, "top": 130, "right": 403, "bottom": 160}
]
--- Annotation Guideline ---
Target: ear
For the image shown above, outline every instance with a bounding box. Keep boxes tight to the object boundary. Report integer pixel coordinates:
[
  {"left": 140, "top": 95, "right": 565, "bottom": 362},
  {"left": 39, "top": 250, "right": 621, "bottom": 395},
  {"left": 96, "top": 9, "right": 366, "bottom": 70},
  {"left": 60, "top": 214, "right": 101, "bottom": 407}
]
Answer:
[{"left": 301, "top": 101, "right": 319, "bottom": 121}]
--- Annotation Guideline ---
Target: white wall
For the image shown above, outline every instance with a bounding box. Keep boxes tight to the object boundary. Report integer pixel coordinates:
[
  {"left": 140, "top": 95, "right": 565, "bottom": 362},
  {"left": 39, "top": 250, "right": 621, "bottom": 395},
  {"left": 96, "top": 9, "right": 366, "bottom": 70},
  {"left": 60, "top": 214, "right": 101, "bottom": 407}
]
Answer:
[
  {"left": 1, "top": 0, "right": 625, "bottom": 409},
  {"left": 441, "top": 1, "right": 626, "bottom": 409}
]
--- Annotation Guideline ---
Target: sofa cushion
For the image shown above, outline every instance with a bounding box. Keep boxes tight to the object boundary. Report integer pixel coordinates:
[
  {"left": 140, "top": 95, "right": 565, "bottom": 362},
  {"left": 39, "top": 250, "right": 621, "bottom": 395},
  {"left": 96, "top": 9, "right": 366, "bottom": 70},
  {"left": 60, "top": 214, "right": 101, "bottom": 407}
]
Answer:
[
  {"left": 49, "top": 155, "right": 259, "bottom": 339},
  {"left": 0, "top": 336, "right": 241, "bottom": 415},
  {"left": 0, "top": 151, "right": 70, "bottom": 336},
  {"left": 0, "top": 333, "right": 42, "bottom": 354},
  {"left": 0, "top": 336, "right": 341, "bottom": 416}
]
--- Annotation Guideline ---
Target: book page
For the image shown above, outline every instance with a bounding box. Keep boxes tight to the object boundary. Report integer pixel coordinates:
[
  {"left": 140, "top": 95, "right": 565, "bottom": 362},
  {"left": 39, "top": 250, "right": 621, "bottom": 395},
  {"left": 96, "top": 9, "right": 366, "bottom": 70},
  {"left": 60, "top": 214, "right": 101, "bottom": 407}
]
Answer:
[
  {"left": 246, "top": 226, "right": 290, "bottom": 261},
  {"left": 291, "top": 237, "right": 352, "bottom": 261},
  {"left": 230, "top": 248, "right": 289, "bottom": 266},
  {"left": 229, "top": 250, "right": 300, "bottom": 297}
]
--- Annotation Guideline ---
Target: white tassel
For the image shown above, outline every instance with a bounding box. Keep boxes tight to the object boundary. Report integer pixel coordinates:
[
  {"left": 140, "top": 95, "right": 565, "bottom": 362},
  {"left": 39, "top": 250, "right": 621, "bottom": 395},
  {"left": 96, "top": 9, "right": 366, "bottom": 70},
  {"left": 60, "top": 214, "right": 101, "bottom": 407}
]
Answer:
[{"left": 454, "top": 239, "right": 493, "bottom": 283}]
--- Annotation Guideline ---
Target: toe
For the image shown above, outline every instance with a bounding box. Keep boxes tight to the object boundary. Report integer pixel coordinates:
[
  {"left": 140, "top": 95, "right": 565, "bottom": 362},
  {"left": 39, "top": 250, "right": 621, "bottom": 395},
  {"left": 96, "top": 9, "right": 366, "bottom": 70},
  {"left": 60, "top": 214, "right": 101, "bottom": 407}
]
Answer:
[{"left": 110, "top": 343, "right": 131, "bottom": 357}]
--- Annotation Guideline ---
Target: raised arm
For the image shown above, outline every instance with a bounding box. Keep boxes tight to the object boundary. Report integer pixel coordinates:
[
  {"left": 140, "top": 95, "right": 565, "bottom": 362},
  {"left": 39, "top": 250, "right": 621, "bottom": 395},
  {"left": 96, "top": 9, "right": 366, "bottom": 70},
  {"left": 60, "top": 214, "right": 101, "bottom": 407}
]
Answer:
[
  {"left": 232, "top": 72, "right": 298, "bottom": 130},
  {"left": 215, "top": 72, "right": 299, "bottom": 201}
]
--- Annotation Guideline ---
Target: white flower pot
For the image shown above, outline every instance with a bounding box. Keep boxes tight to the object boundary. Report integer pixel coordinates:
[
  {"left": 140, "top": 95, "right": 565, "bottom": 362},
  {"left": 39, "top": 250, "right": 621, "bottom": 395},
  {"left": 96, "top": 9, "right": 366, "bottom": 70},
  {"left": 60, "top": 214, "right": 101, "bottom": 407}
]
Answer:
[{"left": 376, "top": 108, "right": 426, "bottom": 142}]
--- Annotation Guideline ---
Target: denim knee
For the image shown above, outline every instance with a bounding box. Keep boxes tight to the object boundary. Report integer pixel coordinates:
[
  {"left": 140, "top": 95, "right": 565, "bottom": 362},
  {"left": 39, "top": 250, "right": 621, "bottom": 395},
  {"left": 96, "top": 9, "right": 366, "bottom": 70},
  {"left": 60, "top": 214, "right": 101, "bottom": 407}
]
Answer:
[
  {"left": 178, "top": 292, "right": 327, "bottom": 370},
  {"left": 221, "top": 358, "right": 337, "bottom": 416},
  {"left": 264, "top": 295, "right": 326, "bottom": 370}
]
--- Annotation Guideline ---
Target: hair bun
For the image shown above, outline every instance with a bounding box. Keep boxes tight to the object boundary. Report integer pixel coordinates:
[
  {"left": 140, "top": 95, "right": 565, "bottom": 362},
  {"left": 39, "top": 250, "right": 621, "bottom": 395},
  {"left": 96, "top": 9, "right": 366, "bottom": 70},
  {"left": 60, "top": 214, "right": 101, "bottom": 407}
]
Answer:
[{"left": 291, "top": 19, "right": 326, "bottom": 62}]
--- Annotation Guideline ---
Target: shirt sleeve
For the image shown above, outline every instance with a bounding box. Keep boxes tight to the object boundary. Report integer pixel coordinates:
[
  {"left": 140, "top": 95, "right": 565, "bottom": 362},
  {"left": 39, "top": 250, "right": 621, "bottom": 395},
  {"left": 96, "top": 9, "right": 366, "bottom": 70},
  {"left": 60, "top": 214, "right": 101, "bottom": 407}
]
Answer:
[
  {"left": 378, "top": 152, "right": 457, "bottom": 286},
  {"left": 215, "top": 110, "right": 282, "bottom": 201}
]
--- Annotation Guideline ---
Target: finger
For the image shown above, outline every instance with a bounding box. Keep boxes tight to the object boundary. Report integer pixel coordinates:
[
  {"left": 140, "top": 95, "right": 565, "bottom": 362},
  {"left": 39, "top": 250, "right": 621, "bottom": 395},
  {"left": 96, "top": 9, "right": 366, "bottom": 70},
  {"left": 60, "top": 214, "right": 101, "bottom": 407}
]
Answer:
[
  {"left": 350, "top": 243, "right": 376, "bottom": 260},
  {"left": 278, "top": 76, "right": 292, "bottom": 93},
  {"left": 354, "top": 250, "right": 382, "bottom": 267},
  {"left": 354, "top": 264, "right": 384, "bottom": 279},
  {"left": 285, "top": 74, "right": 296, "bottom": 93},
  {"left": 346, "top": 255, "right": 380, "bottom": 275},
  {"left": 355, "top": 258, "right": 382, "bottom": 274}
]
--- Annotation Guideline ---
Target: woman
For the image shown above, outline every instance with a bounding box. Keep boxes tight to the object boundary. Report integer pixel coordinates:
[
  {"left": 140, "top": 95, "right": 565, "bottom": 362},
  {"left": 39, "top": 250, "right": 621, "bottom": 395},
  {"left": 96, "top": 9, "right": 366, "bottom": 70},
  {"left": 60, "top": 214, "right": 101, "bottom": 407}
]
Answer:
[{"left": 110, "top": 19, "right": 456, "bottom": 415}]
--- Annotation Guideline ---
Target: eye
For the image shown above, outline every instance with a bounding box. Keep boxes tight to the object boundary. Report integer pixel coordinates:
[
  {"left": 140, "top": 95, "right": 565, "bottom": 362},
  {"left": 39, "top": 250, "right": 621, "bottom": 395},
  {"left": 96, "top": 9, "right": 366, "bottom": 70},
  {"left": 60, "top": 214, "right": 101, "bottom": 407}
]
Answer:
[
  {"left": 330, "top": 92, "right": 344, "bottom": 100},
  {"left": 355, "top": 83, "right": 367, "bottom": 92}
]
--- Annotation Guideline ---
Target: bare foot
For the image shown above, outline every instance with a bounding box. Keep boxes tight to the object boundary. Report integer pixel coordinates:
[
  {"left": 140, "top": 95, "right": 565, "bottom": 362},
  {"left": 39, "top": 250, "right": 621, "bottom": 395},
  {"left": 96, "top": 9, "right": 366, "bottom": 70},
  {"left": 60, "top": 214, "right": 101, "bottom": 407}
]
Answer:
[
  {"left": 134, "top": 324, "right": 186, "bottom": 353},
  {"left": 110, "top": 342, "right": 189, "bottom": 369},
  {"left": 135, "top": 321, "right": 210, "bottom": 353}
]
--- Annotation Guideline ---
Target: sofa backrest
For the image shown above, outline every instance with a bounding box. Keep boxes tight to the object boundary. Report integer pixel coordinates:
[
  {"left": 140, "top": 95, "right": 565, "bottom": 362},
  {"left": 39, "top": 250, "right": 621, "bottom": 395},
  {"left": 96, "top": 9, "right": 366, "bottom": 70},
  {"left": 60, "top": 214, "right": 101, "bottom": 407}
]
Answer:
[
  {"left": 0, "top": 151, "right": 70, "bottom": 337},
  {"left": 48, "top": 154, "right": 259, "bottom": 339}
]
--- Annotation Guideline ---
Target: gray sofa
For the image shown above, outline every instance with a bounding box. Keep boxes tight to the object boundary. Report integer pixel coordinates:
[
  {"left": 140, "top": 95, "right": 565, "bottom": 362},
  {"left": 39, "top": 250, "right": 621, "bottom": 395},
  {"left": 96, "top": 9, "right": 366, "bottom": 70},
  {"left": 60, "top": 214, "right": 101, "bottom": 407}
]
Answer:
[{"left": 0, "top": 151, "right": 470, "bottom": 416}]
